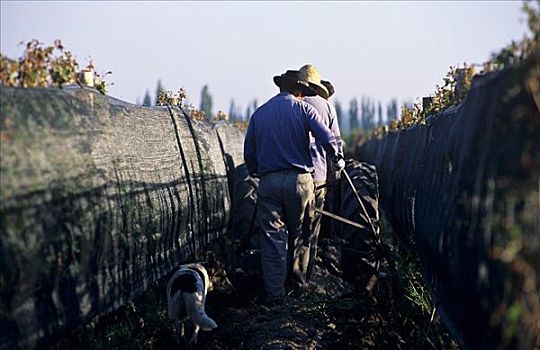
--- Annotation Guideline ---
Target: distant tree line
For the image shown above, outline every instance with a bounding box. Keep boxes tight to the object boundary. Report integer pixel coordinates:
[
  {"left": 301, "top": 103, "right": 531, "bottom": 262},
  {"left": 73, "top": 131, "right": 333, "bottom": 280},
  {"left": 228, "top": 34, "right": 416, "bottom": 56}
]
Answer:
[
  {"left": 140, "top": 80, "right": 258, "bottom": 122},
  {"left": 332, "top": 97, "right": 399, "bottom": 135},
  {"left": 139, "top": 80, "right": 400, "bottom": 134}
]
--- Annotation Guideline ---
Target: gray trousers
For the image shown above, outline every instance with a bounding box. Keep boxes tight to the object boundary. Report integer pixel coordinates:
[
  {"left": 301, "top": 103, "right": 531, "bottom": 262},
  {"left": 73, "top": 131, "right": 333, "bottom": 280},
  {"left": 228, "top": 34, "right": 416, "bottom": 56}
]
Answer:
[
  {"left": 257, "top": 170, "right": 314, "bottom": 298},
  {"left": 303, "top": 181, "right": 326, "bottom": 280}
]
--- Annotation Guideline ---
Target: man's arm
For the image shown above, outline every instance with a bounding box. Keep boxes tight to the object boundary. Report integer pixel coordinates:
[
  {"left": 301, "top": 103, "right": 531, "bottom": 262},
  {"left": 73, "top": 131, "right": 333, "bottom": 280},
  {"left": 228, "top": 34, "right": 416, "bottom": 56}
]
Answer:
[
  {"left": 303, "top": 104, "right": 341, "bottom": 162},
  {"left": 243, "top": 117, "right": 258, "bottom": 177},
  {"left": 328, "top": 103, "right": 344, "bottom": 157}
]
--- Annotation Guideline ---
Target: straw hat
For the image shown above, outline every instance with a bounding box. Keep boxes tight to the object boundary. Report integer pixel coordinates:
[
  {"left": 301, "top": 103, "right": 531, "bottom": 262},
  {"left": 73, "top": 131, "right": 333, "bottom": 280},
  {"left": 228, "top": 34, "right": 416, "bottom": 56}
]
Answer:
[
  {"left": 273, "top": 70, "right": 317, "bottom": 96},
  {"left": 299, "top": 64, "right": 329, "bottom": 99}
]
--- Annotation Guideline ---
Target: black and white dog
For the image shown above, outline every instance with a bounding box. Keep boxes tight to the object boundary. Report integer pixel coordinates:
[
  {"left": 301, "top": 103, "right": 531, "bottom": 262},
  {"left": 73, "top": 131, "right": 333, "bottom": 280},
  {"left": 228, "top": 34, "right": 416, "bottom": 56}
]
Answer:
[{"left": 167, "top": 253, "right": 233, "bottom": 347}]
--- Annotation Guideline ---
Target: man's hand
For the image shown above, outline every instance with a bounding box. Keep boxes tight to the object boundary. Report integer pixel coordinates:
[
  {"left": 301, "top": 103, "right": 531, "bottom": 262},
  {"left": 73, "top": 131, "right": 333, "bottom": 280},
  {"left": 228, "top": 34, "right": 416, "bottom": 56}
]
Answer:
[{"left": 334, "top": 158, "right": 346, "bottom": 172}]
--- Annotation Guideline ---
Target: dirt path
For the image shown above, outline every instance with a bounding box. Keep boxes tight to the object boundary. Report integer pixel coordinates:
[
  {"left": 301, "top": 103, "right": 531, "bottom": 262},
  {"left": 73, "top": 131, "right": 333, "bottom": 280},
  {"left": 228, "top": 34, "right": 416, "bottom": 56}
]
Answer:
[
  {"left": 196, "top": 237, "right": 458, "bottom": 350},
  {"left": 55, "top": 238, "right": 459, "bottom": 350}
]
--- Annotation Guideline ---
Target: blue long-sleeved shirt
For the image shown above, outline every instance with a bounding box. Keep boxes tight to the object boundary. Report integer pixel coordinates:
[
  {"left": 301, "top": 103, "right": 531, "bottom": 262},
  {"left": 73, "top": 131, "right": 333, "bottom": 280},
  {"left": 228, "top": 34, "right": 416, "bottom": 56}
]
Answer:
[
  {"left": 304, "top": 95, "right": 343, "bottom": 182},
  {"left": 243, "top": 93, "right": 339, "bottom": 177}
]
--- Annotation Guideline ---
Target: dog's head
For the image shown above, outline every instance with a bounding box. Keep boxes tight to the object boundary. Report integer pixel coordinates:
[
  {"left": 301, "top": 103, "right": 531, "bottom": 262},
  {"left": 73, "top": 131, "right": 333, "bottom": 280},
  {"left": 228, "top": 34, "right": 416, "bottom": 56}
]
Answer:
[{"left": 204, "top": 252, "right": 234, "bottom": 294}]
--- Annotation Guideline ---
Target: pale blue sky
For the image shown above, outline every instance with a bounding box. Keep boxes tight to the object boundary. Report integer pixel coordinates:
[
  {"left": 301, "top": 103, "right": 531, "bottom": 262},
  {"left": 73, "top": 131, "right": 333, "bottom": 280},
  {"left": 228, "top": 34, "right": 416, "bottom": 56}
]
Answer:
[{"left": 1, "top": 1, "right": 530, "bottom": 118}]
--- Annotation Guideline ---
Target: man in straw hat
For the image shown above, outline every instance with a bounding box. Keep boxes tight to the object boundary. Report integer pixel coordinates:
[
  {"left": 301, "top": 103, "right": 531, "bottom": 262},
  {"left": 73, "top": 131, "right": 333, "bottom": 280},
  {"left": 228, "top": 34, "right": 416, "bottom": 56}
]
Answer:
[
  {"left": 299, "top": 64, "right": 344, "bottom": 284},
  {"left": 244, "top": 69, "right": 344, "bottom": 304}
]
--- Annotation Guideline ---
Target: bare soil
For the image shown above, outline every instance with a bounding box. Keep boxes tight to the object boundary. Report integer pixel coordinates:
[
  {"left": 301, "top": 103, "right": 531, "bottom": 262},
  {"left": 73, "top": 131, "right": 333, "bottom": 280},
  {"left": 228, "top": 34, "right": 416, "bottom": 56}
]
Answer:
[
  {"left": 54, "top": 237, "right": 459, "bottom": 350},
  {"left": 199, "top": 237, "right": 457, "bottom": 350}
]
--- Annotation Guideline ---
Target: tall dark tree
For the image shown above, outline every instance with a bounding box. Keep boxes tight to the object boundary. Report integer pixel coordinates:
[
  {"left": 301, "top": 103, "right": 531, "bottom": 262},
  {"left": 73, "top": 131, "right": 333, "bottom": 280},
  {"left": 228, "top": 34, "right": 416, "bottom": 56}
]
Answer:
[
  {"left": 360, "top": 96, "right": 376, "bottom": 130},
  {"left": 228, "top": 99, "right": 236, "bottom": 121},
  {"left": 386, "top": 98, "right": 398, "bottom": 121},
  {"left": 245, "top": 105, "right": 252, "bottom": 121},
  {"left": 377, "top": 102, "right": 383, "bottom": 126},
  {"left": 155, "top": 80, "right": 164, "bottom": 106},
  {"left": 200, "top": 85, "right": 213, "bottom": 118},
  {"left": 228, "top": 99, "right": 242, "bottom": 121},
  {"left": 334, "top": 99, "right": 345, "bottom": 134},
  {"left": 142, "top": 90, "right": 152, "bottom": 106},
  {"left": 245, "top": 98, "right": 258, "bottom": 120},
  {"left": 369, "top": 99, "right": 376, "bottom": 128},
  {"left": 349, "top": 98, "right": 359, "bottom": 131},
  {"left": 251, "top": 99, "right": 258, "bottom": 113}
]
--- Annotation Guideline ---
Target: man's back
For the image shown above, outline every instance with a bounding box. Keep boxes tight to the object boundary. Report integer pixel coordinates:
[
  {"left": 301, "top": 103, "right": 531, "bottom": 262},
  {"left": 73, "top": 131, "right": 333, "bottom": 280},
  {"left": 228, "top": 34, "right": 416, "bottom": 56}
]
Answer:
[
  {"left": 303, "top": 95, "right": 343, "bottom": 182},
  {"left": 303, "top": 95, "right": 335, "bottom": 127},
  {"left": 244, "top": 92, "right": 333, "bottom": 177}
]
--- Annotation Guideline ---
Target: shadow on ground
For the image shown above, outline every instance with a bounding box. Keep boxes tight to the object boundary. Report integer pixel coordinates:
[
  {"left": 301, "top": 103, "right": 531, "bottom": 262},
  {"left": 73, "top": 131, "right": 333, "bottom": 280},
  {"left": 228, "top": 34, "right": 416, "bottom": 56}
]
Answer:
[{"left": 54, "top": 236, "right": 459, "bottom": 350}]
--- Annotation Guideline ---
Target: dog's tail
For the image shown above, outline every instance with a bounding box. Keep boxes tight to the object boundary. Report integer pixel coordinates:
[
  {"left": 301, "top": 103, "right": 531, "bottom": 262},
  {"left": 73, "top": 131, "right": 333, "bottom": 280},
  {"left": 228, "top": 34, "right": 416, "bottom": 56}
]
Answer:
[{"left": 193, "top": 311, "right": 218, "bottom": 331}]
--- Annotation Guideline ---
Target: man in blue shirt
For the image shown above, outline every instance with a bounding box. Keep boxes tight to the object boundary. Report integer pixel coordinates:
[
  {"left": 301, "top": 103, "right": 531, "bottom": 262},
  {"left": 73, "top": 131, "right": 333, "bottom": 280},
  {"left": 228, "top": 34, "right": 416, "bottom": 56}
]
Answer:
[
  {"left": 244, "top": 69, "right": 343, "bottom": 303},
  {"left": 300, "top": 64, "right": 344, "bottom": 282}
]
